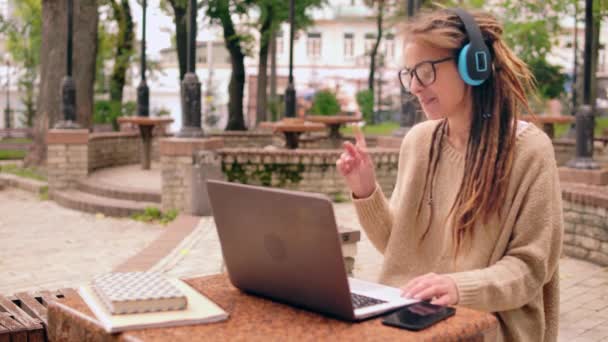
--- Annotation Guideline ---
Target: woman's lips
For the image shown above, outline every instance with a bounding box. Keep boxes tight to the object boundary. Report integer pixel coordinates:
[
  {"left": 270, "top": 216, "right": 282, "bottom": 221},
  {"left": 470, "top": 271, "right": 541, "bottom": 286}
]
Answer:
[{"left": 420, "top": 97, "right": 437, "bottom": 106}]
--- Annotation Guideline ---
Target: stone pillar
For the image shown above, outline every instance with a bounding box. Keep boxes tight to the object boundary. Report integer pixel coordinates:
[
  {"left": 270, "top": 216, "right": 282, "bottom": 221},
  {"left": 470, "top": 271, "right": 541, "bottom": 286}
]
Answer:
[
  {"left": 47, "top": 129, "right": 89, "bottom": 192},
  {"left": 160, "top": 137, "right": 223, "bottom": 214}
]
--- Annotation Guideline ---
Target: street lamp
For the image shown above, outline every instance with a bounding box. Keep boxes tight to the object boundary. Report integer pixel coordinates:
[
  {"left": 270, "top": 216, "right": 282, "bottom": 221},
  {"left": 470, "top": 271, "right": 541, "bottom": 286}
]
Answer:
[
  {"left": 283, "top": 0, "right": 297, "bottom": 147},
  {"left": 4, "top": 57, "right": 10, "bottom": 130},
  {"left": 566, "top": 0, "right": 599, "bottom": 169},
  {"left": 177, "top": 0, "right": 204, "bottom": 137},
  {"left": 56, "top": 0, "right": 78, "bottom": 128},
  {"left": 137, "top": 0, "right": 149, "bottom": 117}
]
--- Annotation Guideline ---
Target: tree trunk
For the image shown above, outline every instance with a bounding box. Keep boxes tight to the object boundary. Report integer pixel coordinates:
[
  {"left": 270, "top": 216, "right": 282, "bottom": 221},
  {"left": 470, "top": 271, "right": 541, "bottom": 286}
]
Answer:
[
  {"left": 169, "top": 1, "right": 188, "bottom": 82},
  {"left": 220, "top": 9, "right": 247, "bottom": 131},
  {"left": 256, "top": 7, "right": 273, "bottom": 125},
  {"left": 368, "top": 0, "right": 384, "bottom": 92},
  {"left": 109, "top": 0, "right": 134, "bottom": 103},
  {"left": 269, "top": 30, "right": 277, "bottom": 121},
  {"left": 73, "top": 0, "right": 98, "bottom": 128},
  {"left": 26, "top": 0, "right": 98, "bottom": 167}
]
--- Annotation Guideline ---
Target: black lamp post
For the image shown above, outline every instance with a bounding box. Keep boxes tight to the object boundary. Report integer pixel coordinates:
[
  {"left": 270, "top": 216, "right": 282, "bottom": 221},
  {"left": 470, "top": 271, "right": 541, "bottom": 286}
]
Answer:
[
  {"left": 177, "top": 0, "right": 203, "bottom": 137},
  {"left": 137, "top": 0, "right": 149, "bottom": 117},
  {"left": 56, "top": 0, "right": 78, "bottom": 129},
  {"left": 283, "top": 0, "right": 297, "bottom": 148},
  {"left": 4, "top": 57, "right": 10, "bottom": 130},
  {"left": 567, "top": 0, "right": 599, "bottom": 169}
]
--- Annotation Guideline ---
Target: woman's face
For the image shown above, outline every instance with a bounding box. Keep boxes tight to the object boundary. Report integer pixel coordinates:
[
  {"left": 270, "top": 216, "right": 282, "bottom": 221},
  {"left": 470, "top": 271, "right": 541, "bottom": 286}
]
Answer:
[{"left": 402, "top": 41, "right": 470, "bottom": 120}]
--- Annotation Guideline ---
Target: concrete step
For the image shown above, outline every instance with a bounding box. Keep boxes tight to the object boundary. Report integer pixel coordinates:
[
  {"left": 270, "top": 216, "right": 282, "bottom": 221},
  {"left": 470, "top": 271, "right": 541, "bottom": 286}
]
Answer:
[
  {"left": 76, "top": 178, "right": 161, "bottom": 203},
  {"left": 52, "top": 189, "right": 159, "bottom": 217}
]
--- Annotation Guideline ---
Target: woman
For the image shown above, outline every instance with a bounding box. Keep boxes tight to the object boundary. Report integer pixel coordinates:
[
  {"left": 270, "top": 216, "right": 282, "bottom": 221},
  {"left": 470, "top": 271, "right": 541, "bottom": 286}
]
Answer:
[{"left": 336, "top": 8, "right": 563, "bottom": 342}]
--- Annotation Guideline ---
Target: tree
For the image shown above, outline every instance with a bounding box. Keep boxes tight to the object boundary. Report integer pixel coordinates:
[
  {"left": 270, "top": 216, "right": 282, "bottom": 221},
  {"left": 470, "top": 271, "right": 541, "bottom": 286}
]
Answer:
[
  {"left": 26, "top": 0, "right": 98, "bottom": 166},
  {"left": 206, "top": 0, "right": 256, "bottom": 131},
  {"left": 0, "top": 0, "right": 42, "bottom": 128},
  {"left": 254, "top": 0, "right": 324, "bottom": 125},
  {"left": 108, "top": 0, "right": 135, "bottom": 103},
  {"left": 161, "top": 0, "right": 189, "bottom": 82},
  {"left": 367, "top": 0, "right": 386, "bottom": 92}
]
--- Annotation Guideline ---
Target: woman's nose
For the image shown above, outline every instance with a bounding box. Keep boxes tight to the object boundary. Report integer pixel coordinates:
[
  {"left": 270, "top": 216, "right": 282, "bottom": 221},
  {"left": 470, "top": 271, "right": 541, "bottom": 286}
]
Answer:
[{"left": 409, "top": 76, "right": 424, "bottom": 95}]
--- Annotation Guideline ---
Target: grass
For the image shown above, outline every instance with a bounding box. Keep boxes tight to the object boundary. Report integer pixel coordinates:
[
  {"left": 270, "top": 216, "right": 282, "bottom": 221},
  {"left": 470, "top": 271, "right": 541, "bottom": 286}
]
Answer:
[
  {"left": 0, "top": 137, "right": 32, "bottom": 144},
  {"left": 0, "top": 164, "right": 47, "bottom": 181},
  {"left": 0, "top": 150, "right": 26, "bottom": 160},
  {"left": 340, "top": 121, "right": 400, "bottom": 136},
  {"left": 554, "top": 116, "right": 608, "bottom": 139},
  {"left": 39, "top": 186, "right": 49, "bottom": 201},
  {"left": 132, "top": 207, "right": 179, "bottom": 225}
]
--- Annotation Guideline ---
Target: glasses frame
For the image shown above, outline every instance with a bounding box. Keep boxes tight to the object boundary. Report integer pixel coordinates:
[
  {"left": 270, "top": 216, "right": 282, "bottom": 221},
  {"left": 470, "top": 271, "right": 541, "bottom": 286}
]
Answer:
[{"left": 398, "top": 56, "right": 455, "bottom": 92}]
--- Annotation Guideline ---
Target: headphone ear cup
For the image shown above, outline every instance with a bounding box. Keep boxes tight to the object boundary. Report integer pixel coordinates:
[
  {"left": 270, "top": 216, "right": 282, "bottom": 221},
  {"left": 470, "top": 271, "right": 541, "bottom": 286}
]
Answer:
[{"left": 458, "top": 44, "right": 484, "bottom": 86}]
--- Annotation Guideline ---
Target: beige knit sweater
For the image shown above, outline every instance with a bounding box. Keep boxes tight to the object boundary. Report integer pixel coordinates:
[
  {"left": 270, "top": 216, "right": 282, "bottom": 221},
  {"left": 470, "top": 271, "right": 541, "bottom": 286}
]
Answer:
[{"left": 353, "top": 120, "right": 563, "bottom": 342}]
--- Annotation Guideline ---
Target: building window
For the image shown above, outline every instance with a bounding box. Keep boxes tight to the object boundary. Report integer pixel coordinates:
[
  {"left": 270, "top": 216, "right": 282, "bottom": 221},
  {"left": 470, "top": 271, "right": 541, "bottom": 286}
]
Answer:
[
  {"left": 385, "top": 33, "right": 395, "bottom": 59},
  {"left": 344, "top": 33, "right": 354, "bottom": 58},
  {"left": 365, "top": 33, "right": 376, "bottom": 55},
  {"left": 307, "top": 32, "right": 322, "bottom": 58},
  {"left": 275, "top": 29, "right": 284, "bottom": 55}
]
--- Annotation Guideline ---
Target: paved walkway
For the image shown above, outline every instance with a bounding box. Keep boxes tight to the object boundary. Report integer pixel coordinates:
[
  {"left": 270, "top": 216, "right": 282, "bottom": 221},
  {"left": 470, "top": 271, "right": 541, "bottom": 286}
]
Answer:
[
  {"left": 1, "top": 187, "right": 607, "bottom": 341},
  {"left": 0, "top": 188, "right": 164, "bottom": 295}
]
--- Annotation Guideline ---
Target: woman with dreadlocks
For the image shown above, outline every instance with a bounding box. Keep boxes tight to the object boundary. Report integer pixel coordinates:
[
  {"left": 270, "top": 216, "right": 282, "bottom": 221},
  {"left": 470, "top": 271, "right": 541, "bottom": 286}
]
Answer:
[{"left": 337, "top": 8, "right": 563, "bottom": 342}]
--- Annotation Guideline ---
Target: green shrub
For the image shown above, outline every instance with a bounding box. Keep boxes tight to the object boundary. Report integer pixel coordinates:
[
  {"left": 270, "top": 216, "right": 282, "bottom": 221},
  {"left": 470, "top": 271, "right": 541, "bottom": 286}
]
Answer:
[
  {"left": 356, "top": 89, "right": 374, "bottom": 124},
  {"left": 309, "top": 90, "right": 341, "bottom": 116}
]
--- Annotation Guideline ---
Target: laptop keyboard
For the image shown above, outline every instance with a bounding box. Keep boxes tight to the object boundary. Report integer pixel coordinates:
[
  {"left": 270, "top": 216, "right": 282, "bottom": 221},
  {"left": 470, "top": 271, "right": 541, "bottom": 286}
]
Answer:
[{"left": 351, "top": 293, "right": 387, "bottom": 309}]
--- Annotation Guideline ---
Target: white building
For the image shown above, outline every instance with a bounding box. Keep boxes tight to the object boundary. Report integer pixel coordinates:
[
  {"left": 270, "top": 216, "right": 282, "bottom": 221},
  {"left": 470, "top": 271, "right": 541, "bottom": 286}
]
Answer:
[{"left": 139, "top": 0, "right": 405, "bottom": 131}]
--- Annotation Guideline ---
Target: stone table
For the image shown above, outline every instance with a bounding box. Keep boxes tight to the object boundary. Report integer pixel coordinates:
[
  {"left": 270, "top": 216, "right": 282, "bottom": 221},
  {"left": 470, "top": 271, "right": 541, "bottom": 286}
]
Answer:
[
  {"left": 48, "top": 273, "right": 498, "bottom": 341},
  {"left": 117, "top": 117, "right": 173, "bottom": 170},
  {"left": 271, "top": 118, "right": 325, "bottom": 149},
  {"left": 306, "top": 115, "right": 363, "bottom": 147}
]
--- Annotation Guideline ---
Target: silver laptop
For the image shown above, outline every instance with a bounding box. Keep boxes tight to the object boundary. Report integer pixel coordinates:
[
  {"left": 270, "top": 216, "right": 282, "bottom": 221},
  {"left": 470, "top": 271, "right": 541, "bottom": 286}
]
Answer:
[{"left": 206, "top": 180, "right": 418, "bottom": 321}]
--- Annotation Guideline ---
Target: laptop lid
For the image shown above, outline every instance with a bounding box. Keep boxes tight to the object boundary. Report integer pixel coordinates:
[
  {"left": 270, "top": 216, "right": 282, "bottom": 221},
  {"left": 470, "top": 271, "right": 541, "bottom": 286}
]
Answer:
[{"left": 206, "top": 180, "right": 356, "bottom": 320}]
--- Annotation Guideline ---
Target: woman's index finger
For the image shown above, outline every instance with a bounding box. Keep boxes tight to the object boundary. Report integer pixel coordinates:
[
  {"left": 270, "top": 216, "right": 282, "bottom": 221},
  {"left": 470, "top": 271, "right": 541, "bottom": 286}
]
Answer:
[{"left": 352, "top": 125, "right": 367, "bottom": 148}]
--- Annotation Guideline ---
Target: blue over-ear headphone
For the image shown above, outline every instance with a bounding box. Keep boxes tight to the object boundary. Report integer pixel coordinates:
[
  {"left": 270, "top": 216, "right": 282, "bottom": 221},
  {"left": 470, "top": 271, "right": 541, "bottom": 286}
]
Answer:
[{"left": 450, "top": 8, "right": 492, "bottom": 86}]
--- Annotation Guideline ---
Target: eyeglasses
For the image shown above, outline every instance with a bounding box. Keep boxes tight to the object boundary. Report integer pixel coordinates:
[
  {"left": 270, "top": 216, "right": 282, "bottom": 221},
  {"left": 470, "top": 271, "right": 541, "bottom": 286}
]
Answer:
[{"left": 398, "top": 56, "right": 454, "bottom": 92}]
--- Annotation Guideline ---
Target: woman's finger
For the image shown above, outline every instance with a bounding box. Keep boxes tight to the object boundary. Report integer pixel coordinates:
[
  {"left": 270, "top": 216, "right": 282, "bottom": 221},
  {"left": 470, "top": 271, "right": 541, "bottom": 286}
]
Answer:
[{"left": 430, "top": 294, "right": 452, "bottom": 306}]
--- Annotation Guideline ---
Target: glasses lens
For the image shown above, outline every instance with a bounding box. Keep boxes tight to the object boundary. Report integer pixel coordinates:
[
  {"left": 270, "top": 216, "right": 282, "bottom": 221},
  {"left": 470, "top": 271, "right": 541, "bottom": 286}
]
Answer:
[
  {"left": 399, "top": 69, "right": 412, "bottom": 92},
  {"left": 415, "top": 62, "right": 435, "bottom": 87}
]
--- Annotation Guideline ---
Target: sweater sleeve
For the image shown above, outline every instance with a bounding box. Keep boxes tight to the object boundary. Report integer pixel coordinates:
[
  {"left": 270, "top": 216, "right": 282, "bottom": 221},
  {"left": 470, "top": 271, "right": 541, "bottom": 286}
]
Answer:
[
  {"left": 445, "top": 160, "right": 564, "bottom": 312},
  {"left": 351, "top": 128, "right": 414, "bottom": 254},
  {"left": 352, "top": 183, "right": 394, "bottom": 253}
]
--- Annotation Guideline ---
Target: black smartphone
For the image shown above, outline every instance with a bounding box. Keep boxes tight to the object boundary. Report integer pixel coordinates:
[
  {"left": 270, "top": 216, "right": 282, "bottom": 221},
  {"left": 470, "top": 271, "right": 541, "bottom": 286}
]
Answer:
[{"left": 381, "top": 301, "right": 455, "bottom": 331}]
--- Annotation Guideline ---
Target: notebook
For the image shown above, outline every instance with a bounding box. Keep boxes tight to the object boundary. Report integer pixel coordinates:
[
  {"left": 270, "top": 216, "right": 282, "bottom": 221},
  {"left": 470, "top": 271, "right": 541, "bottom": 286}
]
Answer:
[
  {"left": 92, "top": 272, "right": 187, "bottom": 315},
  {"left": 79, "top": 276, "right": 228, "bottom": 333}
]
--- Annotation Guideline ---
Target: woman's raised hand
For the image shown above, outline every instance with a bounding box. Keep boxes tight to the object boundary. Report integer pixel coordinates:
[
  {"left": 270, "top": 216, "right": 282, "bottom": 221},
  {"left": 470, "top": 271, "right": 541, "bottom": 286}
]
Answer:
[{"left": 336, "top": 126, "right": 377, "bottom": 199}]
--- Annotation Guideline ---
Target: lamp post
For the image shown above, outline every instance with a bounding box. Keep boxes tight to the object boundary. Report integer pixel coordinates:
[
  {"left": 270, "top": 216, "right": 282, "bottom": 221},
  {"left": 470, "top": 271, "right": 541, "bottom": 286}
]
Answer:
[
  {"left": 177, "top": 0, "right": 204, "bottom": 137},
  {"left": 4, "top": 57, "right": 10, "bottom": 130},
  {"left": 137, "top": 0, "right": 149, "bottom": 117},
  {"left": 567, "top": 0, "right": 599, "bottom": 169},
  {"left": 56, "top": 0, "right": 78, "bottom": 128},
  {"left": 283, "top": 0, "right": 297, "bottom": 147}
]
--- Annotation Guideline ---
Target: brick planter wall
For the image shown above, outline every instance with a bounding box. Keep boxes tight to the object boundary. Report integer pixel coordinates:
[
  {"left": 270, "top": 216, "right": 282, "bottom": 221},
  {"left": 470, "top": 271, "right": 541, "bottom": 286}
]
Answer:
[
  {"left": 209, "top": 131, "right": 275, "bottom": 148},
  {"left": 553, "top": 139, "right": 608, "bottom": 166},
  {"left": 160, "top": 137, "right": 224, "bottom": 214},
  {"left": 562, "top": 183, "right": 608, "bottom": 266},
  {"left": 195, "top": 148, "right": 400, "bottom": 200},
  {"left": 47, "top": 130, "right": 89, "bottom": 191},
  {"left": 88, "top": 132, "right": 161, "bottom": 172}
]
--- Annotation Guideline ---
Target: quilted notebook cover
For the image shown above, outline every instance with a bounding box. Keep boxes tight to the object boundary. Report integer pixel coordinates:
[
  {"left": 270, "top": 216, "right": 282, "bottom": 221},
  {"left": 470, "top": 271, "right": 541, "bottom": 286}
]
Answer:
[{"left": 92, "top": 272, "right": 187, "bottom": 315}]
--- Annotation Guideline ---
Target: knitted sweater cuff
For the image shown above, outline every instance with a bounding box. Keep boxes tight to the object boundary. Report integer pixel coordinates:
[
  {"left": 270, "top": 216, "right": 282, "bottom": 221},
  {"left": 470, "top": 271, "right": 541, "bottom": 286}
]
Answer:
[
  {"left": 351, "top": 184, "right": 386, "bottom": 222},
  {"left": 445, "top": 271, "right": 482, "bottom": 307}
]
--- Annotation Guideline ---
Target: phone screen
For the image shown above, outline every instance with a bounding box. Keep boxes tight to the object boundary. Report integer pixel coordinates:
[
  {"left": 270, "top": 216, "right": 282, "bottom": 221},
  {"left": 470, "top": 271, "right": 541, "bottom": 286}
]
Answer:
[{"left": 382, "top": 301, "right": 455, "bottom": 331}]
